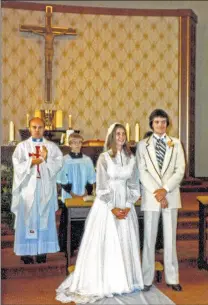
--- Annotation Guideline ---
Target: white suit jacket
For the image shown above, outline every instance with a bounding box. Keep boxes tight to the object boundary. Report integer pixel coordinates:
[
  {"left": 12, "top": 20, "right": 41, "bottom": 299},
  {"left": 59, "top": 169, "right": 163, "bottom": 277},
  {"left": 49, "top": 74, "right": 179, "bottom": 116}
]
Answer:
[{"left": 136, "top": 135, "right": 185, "bottom": 211}]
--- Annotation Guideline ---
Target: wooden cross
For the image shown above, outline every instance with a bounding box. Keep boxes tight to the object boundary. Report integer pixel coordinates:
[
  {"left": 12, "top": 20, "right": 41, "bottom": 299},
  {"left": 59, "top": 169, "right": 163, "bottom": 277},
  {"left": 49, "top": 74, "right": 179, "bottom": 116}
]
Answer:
[{"left": 20, "top": 6, "right": 77, "bottom": 103}]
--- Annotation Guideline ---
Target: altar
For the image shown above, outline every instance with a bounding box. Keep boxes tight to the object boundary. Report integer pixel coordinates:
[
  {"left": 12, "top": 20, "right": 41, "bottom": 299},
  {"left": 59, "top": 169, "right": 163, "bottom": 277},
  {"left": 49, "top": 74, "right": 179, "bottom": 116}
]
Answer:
[
  {"left": 1, "top": 144, "right": 136, "bottom": 167},
  {"left": 1, "top": 145, "right": 104, "bottom": 167}
]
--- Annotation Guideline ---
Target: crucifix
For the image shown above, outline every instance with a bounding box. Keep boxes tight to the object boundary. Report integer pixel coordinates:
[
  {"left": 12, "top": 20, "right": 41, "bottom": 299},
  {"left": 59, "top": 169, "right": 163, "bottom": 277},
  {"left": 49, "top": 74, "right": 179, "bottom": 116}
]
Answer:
[{"left": 20, "top": 6, "right": 77, "bottom": 103}]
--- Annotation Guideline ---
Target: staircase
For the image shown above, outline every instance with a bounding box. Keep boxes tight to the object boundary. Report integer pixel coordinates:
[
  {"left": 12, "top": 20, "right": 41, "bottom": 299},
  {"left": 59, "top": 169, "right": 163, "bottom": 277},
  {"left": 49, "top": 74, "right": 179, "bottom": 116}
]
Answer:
[
  {"left": 172, "top": 192, "right": 208, "bottom": 262},
  {"left": 2, "top": 192, "right": 208, "bottom": 279}
]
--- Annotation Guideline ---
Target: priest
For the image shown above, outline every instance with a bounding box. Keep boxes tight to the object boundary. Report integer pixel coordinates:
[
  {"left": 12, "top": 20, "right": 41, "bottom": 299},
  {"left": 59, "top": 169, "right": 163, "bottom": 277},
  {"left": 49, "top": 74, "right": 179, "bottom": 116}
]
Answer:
[{"left": 11, "top": 117, "right": 63, "bottom": 264}]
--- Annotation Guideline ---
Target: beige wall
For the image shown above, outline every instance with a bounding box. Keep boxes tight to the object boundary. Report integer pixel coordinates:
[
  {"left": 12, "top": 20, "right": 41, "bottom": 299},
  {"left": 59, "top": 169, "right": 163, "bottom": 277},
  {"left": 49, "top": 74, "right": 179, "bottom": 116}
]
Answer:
[
  {"left": 2, "top": 1, "right": 208, "bottom": 177},
  {"left": 33, "top": 1, "right": 208, "bottom": 177},
  {"left": 2, "top": 9, "right": 179, "bottom": 142}
]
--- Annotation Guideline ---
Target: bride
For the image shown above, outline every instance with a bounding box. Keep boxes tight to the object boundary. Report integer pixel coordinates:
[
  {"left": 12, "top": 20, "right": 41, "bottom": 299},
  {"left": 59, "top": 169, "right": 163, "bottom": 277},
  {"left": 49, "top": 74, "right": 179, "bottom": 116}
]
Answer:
[{"left": 56, "top": 123, "right": 175, "bottom": 305}]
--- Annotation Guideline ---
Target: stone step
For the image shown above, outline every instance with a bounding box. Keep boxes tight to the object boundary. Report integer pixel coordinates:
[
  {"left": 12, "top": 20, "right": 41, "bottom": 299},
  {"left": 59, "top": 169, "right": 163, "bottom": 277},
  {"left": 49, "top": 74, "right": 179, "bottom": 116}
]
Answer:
[
  {"left": 177, "top": 217, "right": 199, "bottom": 229},
  {"left": 1, "top": 248, "right": 66, "bottom": 279},
  {"left": 176, "top": 228, "right": 203, "bottom": 241},
  {"left": 178, "top": 209, "right": 199, "bottom": 217},
  {"left": 1, "top": 224, "right": 14, "bottom": 236},
  {"left": 180, "top": 184, "right": 208, "bottom": 192},
  {"left": 1, "top": 235, "right": 14, "bottom": 248},
  {"left": 156, "top": 240, "right": 199, "bottom": 262},
  {"left": 2, "top": 240, "right": 200, "bottom": 280}
]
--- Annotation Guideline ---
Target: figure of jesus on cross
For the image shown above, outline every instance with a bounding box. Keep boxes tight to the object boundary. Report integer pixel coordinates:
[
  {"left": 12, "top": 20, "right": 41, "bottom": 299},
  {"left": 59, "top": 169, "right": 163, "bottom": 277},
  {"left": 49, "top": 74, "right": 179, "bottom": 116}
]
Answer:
[{"left": 20, "top": 6, "right": 77, "bottom": 103}]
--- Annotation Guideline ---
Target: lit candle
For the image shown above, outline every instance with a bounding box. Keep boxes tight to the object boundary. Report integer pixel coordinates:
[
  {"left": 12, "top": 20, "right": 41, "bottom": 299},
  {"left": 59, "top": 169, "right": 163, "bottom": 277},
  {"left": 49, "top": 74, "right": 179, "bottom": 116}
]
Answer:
[
  {"left": 9, "top": 121, "right": 15, "bottom": 142},
  {"left": 125, "top": 123, "right": 130, "bottom": 141},
  {"left": 68, "top": 114, "right": 72, "bottom": 129},
  {"left": 65, "top": 129, "right": 74, "bottom": 145},
  {"left": 34, "top": 110, "right": 41, "bottom": 118},
  {"left": 26, "top": 113, "right": 29, "bottom": 128},
  {"left": 56, "top": 110, "right": 63, "bottom": 129},
  {"left": 135, "top": 123, "right": 140, "bottom": 142},
  {"left": 60, "top": 133, "right": 65, "bottom": 144}
]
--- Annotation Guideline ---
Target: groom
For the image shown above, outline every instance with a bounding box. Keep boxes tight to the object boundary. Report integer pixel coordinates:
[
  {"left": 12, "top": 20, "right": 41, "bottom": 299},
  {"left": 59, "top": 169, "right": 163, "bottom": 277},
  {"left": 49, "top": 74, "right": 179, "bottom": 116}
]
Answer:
[{"left": 137, "top": 109, "right": 185, "bottom": 292}]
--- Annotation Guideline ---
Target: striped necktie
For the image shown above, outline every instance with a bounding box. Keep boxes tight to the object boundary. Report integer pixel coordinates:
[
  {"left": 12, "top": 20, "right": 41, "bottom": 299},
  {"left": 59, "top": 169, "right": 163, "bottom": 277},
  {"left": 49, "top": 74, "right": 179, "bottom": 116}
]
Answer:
[{"left": 154, "top": 137, "right": 166, "bottom": 170}]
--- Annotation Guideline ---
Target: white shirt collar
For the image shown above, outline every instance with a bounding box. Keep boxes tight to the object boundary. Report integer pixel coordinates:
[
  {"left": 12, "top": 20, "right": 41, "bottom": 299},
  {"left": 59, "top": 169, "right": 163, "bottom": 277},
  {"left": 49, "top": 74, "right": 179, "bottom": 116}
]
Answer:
[{"left": 153, "top": 133, "right": 166, "bottom": 140}]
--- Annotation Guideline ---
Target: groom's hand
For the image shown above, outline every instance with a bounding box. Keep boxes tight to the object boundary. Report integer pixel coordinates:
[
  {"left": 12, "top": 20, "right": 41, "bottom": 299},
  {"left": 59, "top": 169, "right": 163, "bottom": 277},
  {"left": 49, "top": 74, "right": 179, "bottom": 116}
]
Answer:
[
  {"left": 160, "top": 198, "right": 168, "bottom": 209},
  {"left": 154, "top": 188, "right": 167, "bottom": 202}
]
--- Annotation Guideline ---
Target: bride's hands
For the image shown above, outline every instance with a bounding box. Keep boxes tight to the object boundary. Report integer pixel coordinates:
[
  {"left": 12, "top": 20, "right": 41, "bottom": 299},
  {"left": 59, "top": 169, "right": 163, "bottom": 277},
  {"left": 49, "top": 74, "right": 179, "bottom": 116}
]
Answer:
[
  {"left": 111, "top": 208, "right": 130, "bottom": 219},
  {"left": 111, "top": 208, "right": 125, "bottom": 219},
  {"left": 123, "top": 208, "right": 130, "bottom": 217}
]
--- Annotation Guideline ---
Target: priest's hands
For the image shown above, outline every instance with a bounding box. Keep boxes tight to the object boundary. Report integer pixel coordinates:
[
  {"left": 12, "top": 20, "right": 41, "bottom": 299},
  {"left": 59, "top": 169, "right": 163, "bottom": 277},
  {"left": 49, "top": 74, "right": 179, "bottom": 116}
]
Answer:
[
  {"left": 111, "top": 207, "right": 131, "bottom": 219},
  {"left": 40, "top": 146, "right": 48, "bottom": 161},
  {"left": 30, "top": 146, "right": 48, "bottom": 166},
  {"left": 31, "top": 156, "right": 44, "bottom": 166}
]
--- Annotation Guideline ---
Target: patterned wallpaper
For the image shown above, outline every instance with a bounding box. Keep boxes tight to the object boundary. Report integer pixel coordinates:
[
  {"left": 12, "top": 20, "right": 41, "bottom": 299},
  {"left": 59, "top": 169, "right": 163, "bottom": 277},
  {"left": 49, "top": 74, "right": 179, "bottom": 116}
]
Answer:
[{"left": 2, "top": 8, "right": 179, "bottom": 143}]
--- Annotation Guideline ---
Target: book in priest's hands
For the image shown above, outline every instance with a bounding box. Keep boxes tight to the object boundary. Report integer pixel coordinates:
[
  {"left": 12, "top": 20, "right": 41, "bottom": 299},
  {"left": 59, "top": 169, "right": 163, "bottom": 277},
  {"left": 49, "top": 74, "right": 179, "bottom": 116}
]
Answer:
[{"left": 83, "top": 195, "right": 95, "bottom": 202}]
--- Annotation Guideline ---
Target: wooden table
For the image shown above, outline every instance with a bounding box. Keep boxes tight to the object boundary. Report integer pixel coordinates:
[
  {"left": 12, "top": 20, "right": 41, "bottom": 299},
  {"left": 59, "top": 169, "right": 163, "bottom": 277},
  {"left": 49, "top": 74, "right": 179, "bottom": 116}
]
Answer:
[
  {"left": 197, "top": 196, "right": 208, "bottom": 270},
  {"left": 65, "top": 197, "right": 142, "bottom": 274}
]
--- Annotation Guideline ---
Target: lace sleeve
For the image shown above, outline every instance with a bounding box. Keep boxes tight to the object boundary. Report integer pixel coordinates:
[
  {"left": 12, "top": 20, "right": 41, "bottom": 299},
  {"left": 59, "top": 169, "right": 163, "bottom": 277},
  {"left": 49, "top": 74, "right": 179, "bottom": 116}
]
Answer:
[
  {"left": 96, "top": 153, "right": 114, "bottom": 210},
  {"left": 126, "top": 158, "right": 141, "bottom": 208}
]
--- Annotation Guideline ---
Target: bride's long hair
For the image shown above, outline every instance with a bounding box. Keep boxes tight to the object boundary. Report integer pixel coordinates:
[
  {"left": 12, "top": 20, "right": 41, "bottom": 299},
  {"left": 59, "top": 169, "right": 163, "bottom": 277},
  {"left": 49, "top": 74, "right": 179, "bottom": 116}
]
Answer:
[{"left": 105, "top": 123, "right": 132, "bottom": 158}]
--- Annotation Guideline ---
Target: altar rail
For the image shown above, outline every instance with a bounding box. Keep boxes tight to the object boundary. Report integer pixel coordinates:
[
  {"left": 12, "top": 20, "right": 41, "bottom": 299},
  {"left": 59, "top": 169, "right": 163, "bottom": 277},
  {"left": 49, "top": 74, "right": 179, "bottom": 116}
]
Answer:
[
  {"left": 1, "top": 145, "right": 136, "bottom": 167},
  {"left": 1, "top": 145, "right": 104, "bottom": 167}
]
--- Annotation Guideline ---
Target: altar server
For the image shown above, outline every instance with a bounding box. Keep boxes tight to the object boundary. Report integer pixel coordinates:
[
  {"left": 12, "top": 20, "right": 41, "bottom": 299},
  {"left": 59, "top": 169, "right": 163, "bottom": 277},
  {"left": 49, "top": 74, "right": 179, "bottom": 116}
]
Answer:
[
  {"left": 57, "top": 132, "right": 96, "bottom": 202},
  {"left": 57, "top": 132, "right": 96, "bottom": 253}
]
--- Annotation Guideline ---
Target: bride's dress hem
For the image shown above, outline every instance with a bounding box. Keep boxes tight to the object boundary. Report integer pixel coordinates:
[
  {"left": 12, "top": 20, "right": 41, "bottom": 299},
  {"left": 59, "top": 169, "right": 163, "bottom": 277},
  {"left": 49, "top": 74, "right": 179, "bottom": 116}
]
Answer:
[{"left": 56, "top": 285, "right": 143, "bottom": 304}]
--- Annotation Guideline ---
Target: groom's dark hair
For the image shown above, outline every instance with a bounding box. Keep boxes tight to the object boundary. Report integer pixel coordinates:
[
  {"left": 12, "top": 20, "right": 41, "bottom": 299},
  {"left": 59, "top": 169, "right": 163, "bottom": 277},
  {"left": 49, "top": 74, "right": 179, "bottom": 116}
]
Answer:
[{"left": 149, "top": 109, "right": 170, "bottom": 129}]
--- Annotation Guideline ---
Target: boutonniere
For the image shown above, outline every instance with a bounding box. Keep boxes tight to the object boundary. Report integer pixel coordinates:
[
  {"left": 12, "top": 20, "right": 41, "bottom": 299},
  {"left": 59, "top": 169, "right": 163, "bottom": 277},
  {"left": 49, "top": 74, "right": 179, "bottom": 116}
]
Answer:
[{"left": 167, "top": 141, "right": 174, "bottom": 148}]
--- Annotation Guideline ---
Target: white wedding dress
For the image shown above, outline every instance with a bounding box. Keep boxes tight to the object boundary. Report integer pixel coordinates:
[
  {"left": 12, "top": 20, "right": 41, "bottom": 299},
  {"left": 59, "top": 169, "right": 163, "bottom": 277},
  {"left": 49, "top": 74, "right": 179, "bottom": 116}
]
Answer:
[{"left": 56, "top": 150, "right": 175, "bottom": 305}]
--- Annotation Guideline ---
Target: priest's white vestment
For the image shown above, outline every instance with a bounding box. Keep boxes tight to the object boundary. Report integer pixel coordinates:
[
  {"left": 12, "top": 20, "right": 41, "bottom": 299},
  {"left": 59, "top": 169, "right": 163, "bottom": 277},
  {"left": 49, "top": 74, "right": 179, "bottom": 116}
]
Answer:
[{"left": 11, "top": 137, "right": 63, "bottom": 255}]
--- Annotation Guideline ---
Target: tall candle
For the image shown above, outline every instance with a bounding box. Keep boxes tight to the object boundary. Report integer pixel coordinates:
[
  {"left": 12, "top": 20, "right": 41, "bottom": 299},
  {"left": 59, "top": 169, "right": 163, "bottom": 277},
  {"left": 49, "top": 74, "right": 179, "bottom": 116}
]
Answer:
[
  {"left": 65, "top": 129, "right": 74, "bottom": 145},
  {"left": 9, "top": 121, "right": 15, "bottom": 142},
  {"left": 26, "top": 113, "right": 29, "bottom": 128},
  {"left": 56, "top": 110, "right": 63, "bottom": 129},
  {"left": 34, "top": 110, "right": 41, "bottom": 118},
  {"left": 125, "top": 123, "right": 130, "bottom": 141},
  {"left": 135, "top": 123, "right": 140, "bottom": 142},
  {"left": 68, "top": 114, "right": 72, "bottom": 129}
]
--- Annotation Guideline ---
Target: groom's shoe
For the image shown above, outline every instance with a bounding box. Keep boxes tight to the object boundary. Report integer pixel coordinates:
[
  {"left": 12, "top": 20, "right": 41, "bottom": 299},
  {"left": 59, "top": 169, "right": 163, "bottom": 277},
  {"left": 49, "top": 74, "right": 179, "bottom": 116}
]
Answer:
[
  {"left": 142, "top": 285, "right": 152, "bottom": 292},
  {"left": 167, "top": 284, "right": 182, "bottom": 292}
]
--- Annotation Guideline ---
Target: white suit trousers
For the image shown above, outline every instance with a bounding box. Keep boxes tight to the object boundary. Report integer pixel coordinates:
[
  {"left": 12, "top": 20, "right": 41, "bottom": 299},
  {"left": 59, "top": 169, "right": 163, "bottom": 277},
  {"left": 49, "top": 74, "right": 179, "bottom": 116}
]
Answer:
[{"left": 142, "top": 209, "right": 179, "bottom": 285}]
